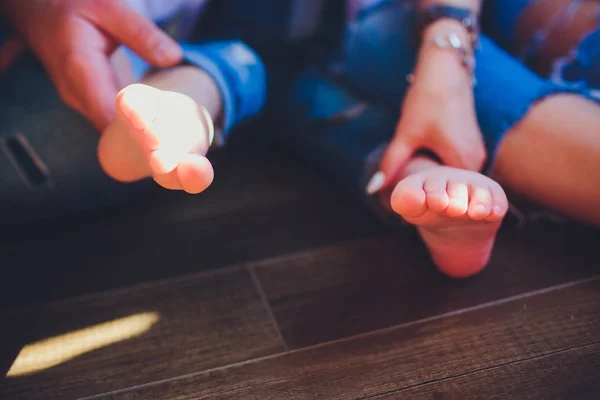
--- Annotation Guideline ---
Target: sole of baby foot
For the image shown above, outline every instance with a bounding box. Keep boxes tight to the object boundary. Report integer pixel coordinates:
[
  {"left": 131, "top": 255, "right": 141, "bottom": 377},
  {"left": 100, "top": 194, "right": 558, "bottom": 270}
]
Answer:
[
  {"left": 391, "top": 166, "right": 508, "bottom": 278},
  {"left": 98, "top": 83, "right": 214, "bottom": 194}
]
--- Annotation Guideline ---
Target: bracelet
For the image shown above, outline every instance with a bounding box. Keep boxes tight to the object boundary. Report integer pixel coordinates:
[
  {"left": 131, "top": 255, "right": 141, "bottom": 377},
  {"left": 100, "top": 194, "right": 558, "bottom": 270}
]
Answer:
[
  {"left": 407, "top": 33, "right": 476, "bottom": 86},
  {"left": 417, "top": 5, "right": 480, "bottom": 51}
]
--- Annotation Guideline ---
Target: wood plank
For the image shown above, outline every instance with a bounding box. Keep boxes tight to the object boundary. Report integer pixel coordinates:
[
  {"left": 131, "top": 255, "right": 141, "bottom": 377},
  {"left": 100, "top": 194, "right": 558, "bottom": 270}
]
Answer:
[
  {"left": 254, "top": 221, "right": 600, "bottom": 348},
  {"left": 0, "top": 146, "right": 388, "bottom": 309},
  {"left": 0, "top": 267, "right": 286, "bottom": 400},
  {"left": 378, "top": 343, "right": 600, "bottom": 399},
  {"left": 86, "top": 278, "right": 600, "bottom": 400},
  {"left": 0, "top": 313, "right": 35, "bottom": 384}
]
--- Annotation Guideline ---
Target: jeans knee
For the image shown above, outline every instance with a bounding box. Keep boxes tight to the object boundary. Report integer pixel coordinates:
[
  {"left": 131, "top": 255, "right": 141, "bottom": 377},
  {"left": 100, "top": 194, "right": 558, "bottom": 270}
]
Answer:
[
  {"left": 343, "top": 1, "right": 416, "bottom": 105},
  {"left": 482, "top": 0, "right": 532, "bottom": 50}
]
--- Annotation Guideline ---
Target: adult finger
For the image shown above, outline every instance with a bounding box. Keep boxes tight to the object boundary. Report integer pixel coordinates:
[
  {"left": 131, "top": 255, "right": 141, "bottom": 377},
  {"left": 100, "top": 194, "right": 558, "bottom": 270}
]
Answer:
[
  {"left": 426, "top": 132, "right": 485, "bottom": 171},
  {"left": 0, "top": 35, "right": 25, "bottom": 73},
  {"left": 50, "top": 67, "right": 88, "bottom": 122},
  {"left": 423, "top": 135, "right": 467, "bottom": 170},
  {"left": 366, "top": 134, "right": 415, "bottom": 195},
  {"left": 65, "top": 50, "right": 120, "bottom": 131},
  {"left": 85, "top": 0, "right": 182, "bottom": 67}
]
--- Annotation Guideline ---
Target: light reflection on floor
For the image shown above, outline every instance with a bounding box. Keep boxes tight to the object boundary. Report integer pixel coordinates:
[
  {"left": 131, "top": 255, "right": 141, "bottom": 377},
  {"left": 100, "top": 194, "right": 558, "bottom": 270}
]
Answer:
[{"left": 6, "top": 312, "right": 160, "bottom": 378}]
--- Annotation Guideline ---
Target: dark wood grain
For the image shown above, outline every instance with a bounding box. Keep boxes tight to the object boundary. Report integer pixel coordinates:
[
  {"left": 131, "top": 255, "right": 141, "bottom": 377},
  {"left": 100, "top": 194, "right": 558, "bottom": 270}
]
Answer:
[
  {"left": 254, "top": 221, "right": 600, "bottom": 348},
  {"left": 92, "top": 278, "right": 600, "bottom": 400},
  {"left": 0, "top": 312, "right": 36, "bottom": 384},
  {"left": 378, "top": 343, "right": 600, "bottom": 399},
  {"left": 0, "top": 267, "right": 286, "bottom": 400},
  {"left": 0, "top": 146, "right": 388, "bottom": 309}
]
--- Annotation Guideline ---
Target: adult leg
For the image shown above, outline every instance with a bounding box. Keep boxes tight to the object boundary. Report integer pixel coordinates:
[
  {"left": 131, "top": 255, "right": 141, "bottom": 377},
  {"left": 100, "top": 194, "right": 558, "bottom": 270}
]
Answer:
[
  {"left": 345, "top": 1, "right": 600, "bottom": 228},
  {"left": 491, "top": 94, "right": 600, "bottom": 227},
  {"left": 553, "top": 29, "right": 600, "bottom": 92},
  {"left": 281, "top": 68, "right": 509, "bottom": 277},
  {"left": 483, "top": 0, "right": 600, "bottom": 78},
  {"left": 471, "top": 32, "right": 600, "bottom": 227}
]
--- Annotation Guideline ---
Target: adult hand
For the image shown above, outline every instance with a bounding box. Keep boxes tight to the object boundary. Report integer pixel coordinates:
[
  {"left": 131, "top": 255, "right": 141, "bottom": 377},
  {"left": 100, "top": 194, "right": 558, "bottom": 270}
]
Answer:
[
  {"left": 1, "top": 0, "right": 183, "bottom": 131},
  {"left": 0, "top": 35, "right": 25, "bottom": 73},
  {"left": 367, "top": 20, "right": 486, "bottom": 194}
]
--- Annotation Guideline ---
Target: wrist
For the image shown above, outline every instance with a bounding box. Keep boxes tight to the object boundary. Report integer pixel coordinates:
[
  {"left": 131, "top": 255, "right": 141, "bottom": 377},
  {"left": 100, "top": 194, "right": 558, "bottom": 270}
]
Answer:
[
  {"left": 413, "top": 47, "right": 474, "bottom": 94},
  {"left": 410, "top": 10, "right": 477, "bottom": 86},
  {"left": 417, "top": 3, "right": 480, "bottom": 49},
  {"left": 410, "top": 28, "right": 476, "bottom": 89},
  {"left": 422, "top": 19, "right": 471, "bottom": 51}
]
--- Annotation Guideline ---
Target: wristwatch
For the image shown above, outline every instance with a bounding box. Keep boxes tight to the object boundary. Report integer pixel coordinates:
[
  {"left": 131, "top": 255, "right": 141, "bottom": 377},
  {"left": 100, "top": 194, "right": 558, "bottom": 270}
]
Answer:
[{"left": 417, "top": 5, "right": 480, "bottom": 47}]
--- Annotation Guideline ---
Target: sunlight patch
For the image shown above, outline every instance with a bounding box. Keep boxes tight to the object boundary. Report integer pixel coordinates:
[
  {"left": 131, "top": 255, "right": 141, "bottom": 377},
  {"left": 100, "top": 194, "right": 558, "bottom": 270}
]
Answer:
[{"left": 6, "top": 312, "right": 159, "bottom": 378}]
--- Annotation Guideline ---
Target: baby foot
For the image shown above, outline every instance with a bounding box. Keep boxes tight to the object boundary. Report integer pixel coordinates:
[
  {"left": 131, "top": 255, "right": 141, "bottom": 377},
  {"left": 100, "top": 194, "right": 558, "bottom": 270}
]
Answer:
[
  {"left": 391, "top": 166, "right": 508, "bottom": 278},
  {"left": 98, "top": 83, "right": 214, "bottom": 194}
]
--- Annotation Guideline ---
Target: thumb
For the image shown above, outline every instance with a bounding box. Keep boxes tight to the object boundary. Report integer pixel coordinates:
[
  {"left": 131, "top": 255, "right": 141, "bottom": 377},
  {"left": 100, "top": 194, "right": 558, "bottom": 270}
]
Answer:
[
  {"left": 425, "top": 134, "right": 468, "bottom": 170},
  {"left": 366, "top": 136, "right": 414, "bottom": 195},
  {"left": 87, "top": 0, "right": 182, "bottom": 67},
  {"left": 64, "top": 45, "right": 120, "bottom": 131}
]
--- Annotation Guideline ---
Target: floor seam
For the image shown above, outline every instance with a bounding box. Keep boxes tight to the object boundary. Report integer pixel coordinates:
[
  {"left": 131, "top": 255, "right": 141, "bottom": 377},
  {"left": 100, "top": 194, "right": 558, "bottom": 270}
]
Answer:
[
  {"left": 247, "top": 265, "right": 289, "bottom": 351},
  {"left": 75, "top": 275, "right": 599, "bottom": 400},
  {"left": 2, "top": 236, "right": 389, "bottom": 318}
]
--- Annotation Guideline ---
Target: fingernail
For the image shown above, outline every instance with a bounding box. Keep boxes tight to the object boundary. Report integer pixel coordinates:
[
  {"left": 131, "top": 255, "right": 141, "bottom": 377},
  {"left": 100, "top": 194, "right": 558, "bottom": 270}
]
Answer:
[
  {"left": 366, "top": 171, "right": 386, "bottom": 195},
  {"left": 159, "top": 42, "right": 181, "bottom": 61}
]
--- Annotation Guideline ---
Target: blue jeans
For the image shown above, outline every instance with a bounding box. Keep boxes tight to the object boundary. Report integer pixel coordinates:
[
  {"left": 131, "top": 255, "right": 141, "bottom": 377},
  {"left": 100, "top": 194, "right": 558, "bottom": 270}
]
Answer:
[
  {"left": 0, "top": 54, "right": 152, "bottom": 225},
  {"left": 483, "top": 0, "right": 600, "bottom": 89},
  {"left": 279, "top": 1, "right": 600, "bottom": 217},
  {"left": 1, "top": 1, "right": 598, "bottom": 223}
]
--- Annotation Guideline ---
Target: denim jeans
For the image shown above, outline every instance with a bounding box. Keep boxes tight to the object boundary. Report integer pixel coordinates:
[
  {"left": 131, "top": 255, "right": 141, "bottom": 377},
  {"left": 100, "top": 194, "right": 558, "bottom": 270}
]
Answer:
[
  {"left": 279, "top": 0, "right": 600, "bottom": 217},
  {"left": 0, "top": 54, "right": 152, "bottom": 225},
  {"left": 1, "top": 0, "right": 598, "bottom": 223}
]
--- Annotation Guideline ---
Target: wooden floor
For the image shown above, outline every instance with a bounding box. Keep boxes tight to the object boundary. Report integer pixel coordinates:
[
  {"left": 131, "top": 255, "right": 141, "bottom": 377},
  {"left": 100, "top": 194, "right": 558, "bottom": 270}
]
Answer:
[{"left": 1, "top": 144, "right": 599, "bottom": 399}]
